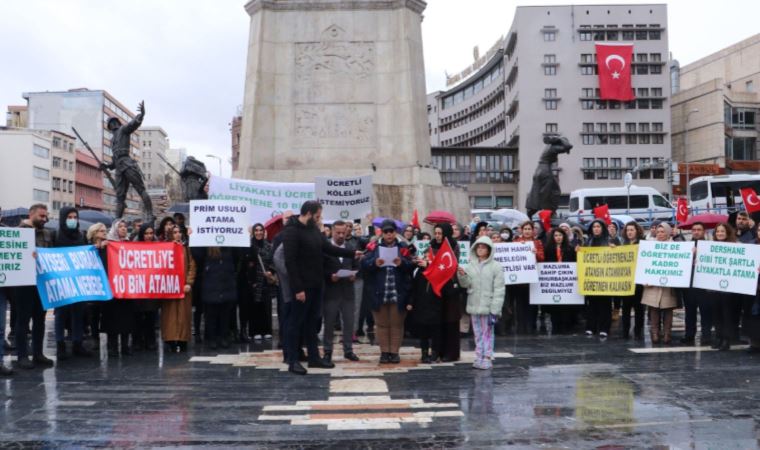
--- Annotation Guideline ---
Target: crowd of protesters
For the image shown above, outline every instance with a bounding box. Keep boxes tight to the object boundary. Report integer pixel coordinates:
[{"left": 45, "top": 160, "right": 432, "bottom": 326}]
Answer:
[{"left": 1, "top": 201, "right": 759, "bottom": 377}]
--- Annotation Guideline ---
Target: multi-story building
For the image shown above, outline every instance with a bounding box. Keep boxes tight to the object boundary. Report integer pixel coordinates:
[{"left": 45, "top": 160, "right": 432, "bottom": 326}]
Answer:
[
  {"left": 428, "top": 4, "right": 672, "bottom": 210},
  {"left": 0, "top": 127, "right": 52, "bottom": 210},
  {"left": 45, "top": 130, "right": 77, "bottom": 215},
  {"left": 24, "top": 88, "right": 143, "bottom": 218},
  {"left": 139, "top": 126, "right": 170, "bottom": 189},
  {"left": 671, "top": 33, "right": 760, "bottom": 195},
  {"left": 76, "top": 150, "right": 105, "bottom": 211},
  {"left": 5, "top": 105, "right": 28, "bottom": 128}
]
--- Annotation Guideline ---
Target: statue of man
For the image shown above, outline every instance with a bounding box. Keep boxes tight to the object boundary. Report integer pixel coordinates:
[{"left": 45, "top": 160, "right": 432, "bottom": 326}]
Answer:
[
  {"left": 101, "top": 101, "right": 154, "bottom": 221},
  {"left": 525, "top": 135, "right": 573, "bottom": 218}
]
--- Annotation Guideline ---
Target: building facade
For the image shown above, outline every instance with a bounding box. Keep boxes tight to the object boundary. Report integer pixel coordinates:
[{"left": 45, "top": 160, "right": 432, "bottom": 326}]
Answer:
[
  {"left": 24, "top": 88, "right": 143, "bottom": 218},
  {"left": 671, "top": 33, "right": 760, "bottom": 195},
  {"left": 428, "top": 4, "right": 672, "bottom": 209},
  {"left": 46, "top": 130, "right": 77, "bottom": 216},
  {"left": 139, "top": 126, "right": 170, "bottom": 189},
  {"left": 0, "top": 128, "right": 52, "bottom": 210}
]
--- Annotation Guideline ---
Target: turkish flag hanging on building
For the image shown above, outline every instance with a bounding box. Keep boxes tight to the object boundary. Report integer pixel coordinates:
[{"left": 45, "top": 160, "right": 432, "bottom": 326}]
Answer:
[
  {"left": 676, "top": 198, "right": 689, "bottom": 223},
  {"left": 596, "top": 43, "right": 635, "bottom": 101},
  {"left": 423, "top": 238, "right": 458, "bottom": 297},
  {"left": 740, "top": 187, "right": 760, "bottom": 213},
  {"left": 593, "top": 204, "right": 611, "bottom": 225}
]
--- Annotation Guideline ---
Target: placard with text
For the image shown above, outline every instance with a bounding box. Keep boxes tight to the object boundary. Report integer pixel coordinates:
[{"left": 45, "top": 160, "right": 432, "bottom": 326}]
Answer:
[{"left": 107, "top": 242, "right": 186, "bottom": 299}]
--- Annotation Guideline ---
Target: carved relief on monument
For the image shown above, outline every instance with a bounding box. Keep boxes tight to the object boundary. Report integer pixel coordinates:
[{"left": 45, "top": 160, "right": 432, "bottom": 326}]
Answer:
[
  {"left": 295, "top": 41, "right": 374, "bottom": 81},
  {"left": 293, "top": 104, "right": 376, "bottom": 149}
]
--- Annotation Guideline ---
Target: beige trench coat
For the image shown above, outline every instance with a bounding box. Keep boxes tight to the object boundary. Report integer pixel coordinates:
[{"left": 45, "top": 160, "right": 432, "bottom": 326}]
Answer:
[{"left": 641, "top": 286, "right": 677, "bottom": 309}]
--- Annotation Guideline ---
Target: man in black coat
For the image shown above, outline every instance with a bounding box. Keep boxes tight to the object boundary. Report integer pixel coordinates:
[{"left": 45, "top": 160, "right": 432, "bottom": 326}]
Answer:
[
  {"left": 282, "top": 201, "right": 359, "bottom": 375},
  {"left": 322, "top": 220, "right": 360, "bottom": 363}
]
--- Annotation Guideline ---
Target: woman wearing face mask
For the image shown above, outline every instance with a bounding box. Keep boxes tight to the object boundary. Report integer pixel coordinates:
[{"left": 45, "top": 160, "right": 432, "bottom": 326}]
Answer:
[
  {"left": 133, "top": 223, "right": 160, "bottom": 352},
  {"left": 103, "top": 219, "right": 135, "bottom": 357},
  {"left": 620, "top": 222, "right": 645, "bottom": 340},
  {"left": 641, "top": 223, "right": 679, "bottom": 345},
  {"left": 708, "top": 223, "right": 741, "bottom": 351},
  {"left": 161, "top": 225, "right": 196, "bottom": 353},
  {"left": 543, "top": 228, "right": 577, "bottom": 334},
  {"left": 411, "top": 223, "right": 462, "bottom": 363},
  {"left": 582, "top": 219, "right": 614, "bottom": 339},
  {"left": 52, "top": 207, "right": 93, "bottom": 360}
]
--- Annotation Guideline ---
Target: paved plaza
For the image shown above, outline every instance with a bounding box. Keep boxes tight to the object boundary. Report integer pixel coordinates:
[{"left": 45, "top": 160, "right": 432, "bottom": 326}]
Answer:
[{"left": 1, "top": 318, "right": 760, "bottom": 449}]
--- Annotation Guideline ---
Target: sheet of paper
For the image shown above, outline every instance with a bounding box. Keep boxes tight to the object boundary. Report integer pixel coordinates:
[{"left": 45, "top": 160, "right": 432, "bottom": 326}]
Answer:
[
  {"left": 335, "top": 269, "right": 358, "bottom": 278},
  {"left": 378, "top": 246, "right": 398, "bottom": 267}
]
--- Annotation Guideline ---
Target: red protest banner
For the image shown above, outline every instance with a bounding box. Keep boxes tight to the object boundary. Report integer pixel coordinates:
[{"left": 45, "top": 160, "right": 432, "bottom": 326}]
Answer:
[{"left": 107, "top": 241, "right": 186, "bottom": 299}]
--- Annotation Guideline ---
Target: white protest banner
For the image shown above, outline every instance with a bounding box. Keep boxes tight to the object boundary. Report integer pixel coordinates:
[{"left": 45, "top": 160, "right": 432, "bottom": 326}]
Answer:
[
  {"left": 189, "top": 200, "right": 251, "bottom": 247},
  {"left": 635, "top": 240, "right": 695, "bottom": 288},
  {"left": 0, "top": 228, "right": 36, "bottom": 287},
  {"left": 316, "top": 175, "right": 372, "bottom": 221},
  {"left": 208, "top": 175, "right": 315, "bottom": 225},
  {"left": 493, "top": 242, "right": 538, "bottom": 285},
  {"left": 458, "top": 241, "right": 470, "bottom": 266},
  {"left": 529, "top": 262, "right": 584, "bottom": 305},
  {"left": 693, "top": 240, "right": 760, "bottom": 295}
]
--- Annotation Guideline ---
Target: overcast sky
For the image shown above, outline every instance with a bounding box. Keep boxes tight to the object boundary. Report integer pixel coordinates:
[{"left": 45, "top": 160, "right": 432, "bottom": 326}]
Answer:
[{"left": 1, "top": 1, "right": 758, "bottom": 177}]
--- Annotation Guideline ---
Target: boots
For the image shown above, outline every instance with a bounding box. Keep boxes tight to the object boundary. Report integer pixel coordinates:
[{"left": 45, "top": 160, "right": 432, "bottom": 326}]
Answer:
[
  {"left": 649, "top": 309, "right": 661, "bottom": 344},
  {"left": 420, "top": 347, "right": 432, "bottom": 364},
  {"left": 662, "top": 310, "right": 673, "bottom": 345},
  {"left": 73, "top": 341, "right": 93, "bottom": 357},
  {"left": 56, "top": 341, "right": 69, "bottom": 361},
  {"left": 121, "top": 334, "right": 132, "bottom": 356},
  {"left": 239, "top": 326, "right": 250, "bottom": 343},
  {"left": 107, "top": 335, "right": 119, "bottom": 357}
]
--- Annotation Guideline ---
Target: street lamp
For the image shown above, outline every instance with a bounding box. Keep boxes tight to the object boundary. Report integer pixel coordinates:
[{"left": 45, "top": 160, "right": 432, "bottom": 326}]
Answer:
[
  {"left": 685, "top": 108, "right": 700, "bottom": 202},
  {"left": 206, "top": 154, "right": 222, "bottom": 177}
]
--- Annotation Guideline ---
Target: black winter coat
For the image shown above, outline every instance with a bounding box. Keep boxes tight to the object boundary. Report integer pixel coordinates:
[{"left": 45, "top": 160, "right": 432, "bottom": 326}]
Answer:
[{"left": 197, "top": 248, "right": 239, "bottom": 304}]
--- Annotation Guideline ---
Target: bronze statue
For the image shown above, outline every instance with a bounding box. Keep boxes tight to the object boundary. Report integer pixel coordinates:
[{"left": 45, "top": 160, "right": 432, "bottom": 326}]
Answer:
[
  {"left": 179, "top": 156, "right": 209, "bottom": 201},
  {"left": 526, "top": 135, "right": 572, "bottom": 218},
  {"left": 100, "top": 101, "right": 154, "bottom": 221}
]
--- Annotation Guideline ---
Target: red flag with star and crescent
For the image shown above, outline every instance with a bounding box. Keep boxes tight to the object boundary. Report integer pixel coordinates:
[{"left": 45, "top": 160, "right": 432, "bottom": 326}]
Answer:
[
  {"left": 596, "top": 43, "right": 635, "bottom": 101},
  {"left": 593, "top": 204, "right": 612, "bottom": 225},
  {"left": 740, "top": 187, "right": 760, "bottom": 213},
  {"left": 676, "top": 198, "right": 689, "bottom": 223},
  {"left": 423, "top": 238, "right": 458, "bottom": 297}
]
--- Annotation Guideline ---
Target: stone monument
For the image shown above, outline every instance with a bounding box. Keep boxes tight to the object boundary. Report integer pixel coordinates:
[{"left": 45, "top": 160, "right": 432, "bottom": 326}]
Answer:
[{"left": 237, "top": 0, "right": 469, "bottom": 221}]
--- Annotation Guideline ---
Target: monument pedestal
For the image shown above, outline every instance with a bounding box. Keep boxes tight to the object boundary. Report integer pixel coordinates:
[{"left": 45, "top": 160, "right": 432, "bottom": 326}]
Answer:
[{"left": 238, "top": 0, "right": 470, "bottom": 222}]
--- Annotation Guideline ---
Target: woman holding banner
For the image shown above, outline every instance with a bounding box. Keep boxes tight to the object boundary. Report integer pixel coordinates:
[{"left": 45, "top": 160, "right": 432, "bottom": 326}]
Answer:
[
  {"left": 103, "top": 219, "right": 134, "bottom": 357},
  {"left": 641, "top": 223, "right": 678, "bottom": 345},
  {"left": 513, "top": 221, "right": 545, "bottom": 334},
  {"left": 583, "top": 220, "right": 613, "bottom": 339},
  {"left": 621, "top": 222, "right": 645, "bottom": 340},
  {"left": 161, "top": 225, "right": 196, "bottom": 353},
  {"left": 133, "top": 224, "right": 160, "bottom": 352},
  {"left": 543, "top": 228, "right": 577, "bottom": 334},
  {"left": 53, "top": 207, "right": 94, "bottom": 360},
  {"left": 709, "top": 223, "right": 741, "bottom": 351}
]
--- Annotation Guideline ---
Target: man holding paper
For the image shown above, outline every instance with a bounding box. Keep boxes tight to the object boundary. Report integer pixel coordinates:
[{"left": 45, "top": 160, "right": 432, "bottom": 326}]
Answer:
[{"left": 322, "top": 220, "right": 360, "bottom": 363}]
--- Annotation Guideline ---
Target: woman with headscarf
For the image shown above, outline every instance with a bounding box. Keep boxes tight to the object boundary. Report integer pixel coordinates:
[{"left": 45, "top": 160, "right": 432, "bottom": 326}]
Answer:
[
  {"left": 103, "top": 218, "right": 135, "bottom": 357},
  {"left": 641, "top": 222, "right": 679, "bottom": 345},
  {"left": 543, "top": 227, "right": 577, "bottom": 333},
  {"left": 512, "top": 221, "right": 545, "bottom": 334},
  {"left": 52, "top": 207, "right": 93, "bottom": 360},
  {"left": 245, "top": 223, "right": 277, "bottom": 340},
  {"left": 620, "top": 221, "right": 645, "bottom": 340},
  {"left": 410, "top": 223, "right": 462, "bottom": 362},
  {"left": 583, "top": 219, "right": 613, "bottom": 339},
  {"left": 133, "top": 223, "right": 160, "bottom": 352},
  {"left": 161, "top": 225, "right": 196, "bottom": 353}
]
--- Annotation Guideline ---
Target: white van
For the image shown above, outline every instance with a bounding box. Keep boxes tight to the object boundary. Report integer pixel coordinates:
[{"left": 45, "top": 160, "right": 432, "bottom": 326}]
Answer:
[
  {"left": 568, "top": 186, "right": 673, "bottom": 224},
  {"left": 689, "top": 174, "right": 760, "bottom": 212}
]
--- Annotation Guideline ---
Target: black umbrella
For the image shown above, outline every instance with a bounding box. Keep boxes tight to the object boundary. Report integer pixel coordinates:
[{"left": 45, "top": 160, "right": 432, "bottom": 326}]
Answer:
[
  {"left": 167, "top": 203, "right": 189, "bottom": 215},
  {"left": 78, "top": 209, "right": 115, "bottom": 227}
]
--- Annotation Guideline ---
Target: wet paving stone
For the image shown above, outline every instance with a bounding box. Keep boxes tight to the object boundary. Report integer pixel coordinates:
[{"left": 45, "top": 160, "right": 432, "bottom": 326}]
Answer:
[{"left": 0, "top": 332, "right": 760, "bottom": 448}]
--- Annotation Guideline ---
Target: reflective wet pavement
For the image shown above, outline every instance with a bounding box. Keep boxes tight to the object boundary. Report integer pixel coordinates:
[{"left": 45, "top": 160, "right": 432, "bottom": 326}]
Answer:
[{"left": 2, "top": 325, "right": 760, "bottom": 448}]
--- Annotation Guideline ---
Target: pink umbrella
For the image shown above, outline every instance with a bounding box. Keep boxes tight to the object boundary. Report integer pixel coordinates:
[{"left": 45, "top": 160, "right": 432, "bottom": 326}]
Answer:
[
  {"left": 677, "top": 213, "right": 729, "bottom": 230},
  {"left": 264, "top": 214, "right": 285, "bottom": 242},
  {"left": 424, "top": 210, "right": 457, "bottom": 225}
]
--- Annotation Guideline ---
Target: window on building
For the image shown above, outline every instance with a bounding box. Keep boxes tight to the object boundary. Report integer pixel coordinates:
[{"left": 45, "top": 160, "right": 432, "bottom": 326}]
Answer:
[
  {"left": 52, "top": 157, "right": 61, "bottom": 168},
  {"left": 626, "top": 157, "right": 638, "bottom": 175},
  {"left": 596, "top": 100, "right": 608, "bottom": 110},
  {"left": 583, "top": 158, "right": 596, "bottom": 180},
  {"left": 651, "top": 64, "right": 662, "bottom": 74},
  {"left": 622, "top": 25, "right": 635, "bottom": 41},
  {"left": 635, "top": 25, "right": 648, "bottom": 40},
  {"left": 651, "top": 88, "right": 663, "bottom": 97},
  {"left": 637, "top": 98, "right": 650, "bottom": 109},
  {"left": 33, "top": 189, "right": 49, "bottom": 202},
  {"left": 52, "top": 178, "right": 60, "bottom": 191},
  {"left": 607, "top": 30, "right": 619, "bottom": 41},
  {"left": 597, "top": 158, "right": 609, "bottom": 179},
  {"left": 636, "top": 64, "right": 649, "bottom": 75},
  {"left": 544, "top": 54, "right": 556, "bottom": 63},
  {"left": 610, "top": 123, "right": 621, "bottom": 132},
  {"left": 747, "top": 80, "right": 755, "bottom": 93},
  {"left": 639, "top": 157, "right": 651, "bottom": 179},
  {"left": 581, "top": 100, "right": 594, "bottom": 110},
  {"left": 652, "top": 134, "right": 664, "bottom": 144},
  {"left": 581, "top": 88, "right": 594, "bottom": 98},
  {"left": 580, "top": 54, "right": 595, "bottom": 64},
  {"left": 33, "top": 144, "right": 50, "bottom": 159},
  {"left": 611, "top": 158, "right": 622, "bottom": 179},
  {"left": 545, "top": 100, "right": 558, "bottom": 110},
  {"left": 544, "top": 88, "right": 557, "bottom": 98},
  {"left": 637, "top": 88, "right": 649, "bottom": 98},
  {"left": 496, "top": 197, "right": 514, "bottom": 208},
  {"left": 610, "top": 134, "right": 622, "bottom": 145},
  {"left": 543, "top": 30, "right": 557, "bottom": 41},
  {"left": 652, "top": 158, "right": 665, "bottom": 179},
  {"left": 545, "top": 123, "right": 558, "bottom": 133},
  {"left": 593, "top": 26, "right": 606, "bottom": 41},
  {"left": 544, "top": 65, "right": 557, "bottom": 76},
  {"left": 581, "top": 66, "right": 596, "bottom": 75},
  {"left": 582, "top": 123, "right": 594, "bottom": 133},
  {"left": 33, "top": 166, "right": 49, "bottom": 180},
  {"left": 649, "top": 25, "right": 661, "bottom": 40},
  {"left": 726, "top": 137, "right": 757, "bottom": 160}
]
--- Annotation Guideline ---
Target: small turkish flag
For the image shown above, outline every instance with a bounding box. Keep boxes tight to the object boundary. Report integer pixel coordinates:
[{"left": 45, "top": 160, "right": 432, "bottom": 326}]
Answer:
[
  {"left": 538, "top": 210, "right": 553, "bottom": 234},
  {"left": 596, "top": 43, "right": 635, "bottom": 101},
  {"left": 676, "top": 198, "right": 689, "bottom": 223},
  {"left": 423, "top": 238, "right": 457, "bottom": 297},
  {"left": 593, "top": 204, "right": 611, "bottom": 225},
  {"left": 740, "top": 187, "right": 760, "bottom": 213},
  {"left": 411, "top": 209, "right": 420, "bottom": 229}
]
